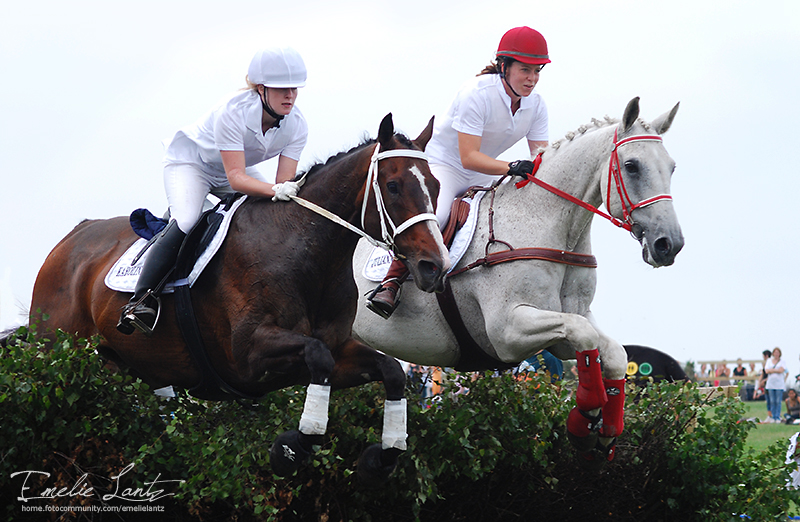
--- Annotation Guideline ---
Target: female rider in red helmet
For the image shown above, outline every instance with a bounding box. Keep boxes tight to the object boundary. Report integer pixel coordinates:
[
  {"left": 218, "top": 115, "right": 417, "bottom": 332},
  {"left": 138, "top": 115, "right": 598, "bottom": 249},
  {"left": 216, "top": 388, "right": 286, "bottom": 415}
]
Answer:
[
  {"left": 367, "top": 26, "right": 551, "bottom": 318},
  {"left": 118, "top": 46, "right": 308, "bottom": 335}
]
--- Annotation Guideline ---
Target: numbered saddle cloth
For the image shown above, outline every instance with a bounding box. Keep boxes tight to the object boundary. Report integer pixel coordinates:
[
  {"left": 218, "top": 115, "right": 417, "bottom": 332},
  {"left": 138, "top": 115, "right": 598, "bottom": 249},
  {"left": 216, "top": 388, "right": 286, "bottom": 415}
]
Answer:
[
  {"left": 104, "top": 195, "right": 248, "bottom": 293},
  {"left": 362, "top": 191, "right": 485, "bottom": 282}
]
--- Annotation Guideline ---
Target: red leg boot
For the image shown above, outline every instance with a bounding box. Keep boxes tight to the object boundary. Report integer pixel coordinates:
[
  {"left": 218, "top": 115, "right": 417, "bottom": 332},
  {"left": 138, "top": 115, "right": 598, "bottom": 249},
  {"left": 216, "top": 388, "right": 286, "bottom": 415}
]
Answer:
[
  {"left": 366, "top": 258, "right": 408, "bottom": 319},
  {"left": 598, "top": 378, "right": 626, "bottom": 461},
  {"left": 567, "top": 349, "right": 608, "bottom": 453}
]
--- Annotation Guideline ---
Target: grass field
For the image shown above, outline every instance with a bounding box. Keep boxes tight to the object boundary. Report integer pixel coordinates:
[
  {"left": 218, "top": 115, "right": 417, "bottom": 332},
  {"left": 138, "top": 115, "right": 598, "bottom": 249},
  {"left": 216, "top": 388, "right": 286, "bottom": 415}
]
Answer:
[
  {"left": 739, "top": 399, "right": 799, "bottom": 518},
  {"left": 741, "top": 399, "right": 799, "bottom": 453}
]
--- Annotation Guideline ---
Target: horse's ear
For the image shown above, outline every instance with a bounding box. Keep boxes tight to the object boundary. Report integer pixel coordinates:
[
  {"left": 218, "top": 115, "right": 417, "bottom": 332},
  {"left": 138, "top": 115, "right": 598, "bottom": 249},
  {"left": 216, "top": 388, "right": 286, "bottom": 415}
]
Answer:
[
  {"left": 651, "top": 102, "right": 680, "bottom": 135},
  {"left": 378, "top": 113, "right": 394, "bottom": 147},
  {"left": 413, "top": 116, "right": 435, "bottom": 151},
  {"left": 621, "top": 97, "right": 640, "bottom": 133}
]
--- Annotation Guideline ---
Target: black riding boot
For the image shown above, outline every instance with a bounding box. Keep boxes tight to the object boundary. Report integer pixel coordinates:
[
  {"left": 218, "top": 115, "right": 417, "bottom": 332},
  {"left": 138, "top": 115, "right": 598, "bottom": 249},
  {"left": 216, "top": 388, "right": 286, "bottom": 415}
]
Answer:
[{"left": 117, "top": 221, "right": 186, "bottom": 336}]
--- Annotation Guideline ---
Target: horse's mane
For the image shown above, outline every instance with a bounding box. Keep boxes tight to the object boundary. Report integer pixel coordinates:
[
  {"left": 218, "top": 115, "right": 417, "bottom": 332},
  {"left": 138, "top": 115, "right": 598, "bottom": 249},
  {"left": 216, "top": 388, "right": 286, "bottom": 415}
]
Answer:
[
  {"left": 297, "top": 133, "right": 416, "bottom": 182},
  {"left": 548, "top": 116, "right": 618, "bottom": 152},
  {"left": 548, "top": 116, "right": 653, "bottom": 152}
]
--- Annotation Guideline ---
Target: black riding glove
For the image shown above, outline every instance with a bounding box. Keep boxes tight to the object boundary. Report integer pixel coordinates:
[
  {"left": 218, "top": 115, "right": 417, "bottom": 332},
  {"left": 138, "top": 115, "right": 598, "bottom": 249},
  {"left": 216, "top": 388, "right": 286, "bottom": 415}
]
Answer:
[{"left": 507, "top": 160, "right": 535, "bottom": 178}]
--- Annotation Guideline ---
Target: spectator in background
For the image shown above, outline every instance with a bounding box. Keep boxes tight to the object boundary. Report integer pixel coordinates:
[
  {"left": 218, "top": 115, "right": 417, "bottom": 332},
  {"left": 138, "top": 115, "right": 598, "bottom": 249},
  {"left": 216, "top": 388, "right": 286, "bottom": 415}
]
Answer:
[
  {"left": 764, "top": 347, "right": 788, "bottom": 423},
  {"left": 732, "top": 359, "right": 747, "bottom": 385},
  {"left": 757, "top": 349, "right": 772, "bottom": 413},
  {"left": 784, "top": 388, "right": 800, "bottom": 425},
  {"left": 795, "top": 353, "right": 800, "bottom": 392},
  {"left": 714, "top": 361, "right": 731, "bottom": 386},
  {"left": 697, "top": 363, "right": 711, "bottom": 386},
  {"left": 519, "top": 349, "right": 563, "bottom": 383},
  {"left": 407, "top": 364, "right": 432, "bottom": 400},
  {"left": 752, "top": 381, "right": 766, "bottom": 401}
]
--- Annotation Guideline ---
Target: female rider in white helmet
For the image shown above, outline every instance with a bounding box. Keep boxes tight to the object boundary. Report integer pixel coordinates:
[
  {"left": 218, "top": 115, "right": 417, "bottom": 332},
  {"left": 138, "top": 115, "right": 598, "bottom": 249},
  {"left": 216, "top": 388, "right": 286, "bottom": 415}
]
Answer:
[
  {"left": 118, "top": 46, "right": 308, "bottom": 335},
  {"left": 367, "top": 27, "right": 550, "bottom": 318}
]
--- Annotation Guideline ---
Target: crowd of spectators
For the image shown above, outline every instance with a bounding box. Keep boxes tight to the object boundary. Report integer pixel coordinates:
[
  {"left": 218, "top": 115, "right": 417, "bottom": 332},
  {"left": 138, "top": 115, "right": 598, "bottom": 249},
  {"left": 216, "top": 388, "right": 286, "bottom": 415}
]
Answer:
[{"left": 694, "top": 348, "right": 799, "bottom": 424}]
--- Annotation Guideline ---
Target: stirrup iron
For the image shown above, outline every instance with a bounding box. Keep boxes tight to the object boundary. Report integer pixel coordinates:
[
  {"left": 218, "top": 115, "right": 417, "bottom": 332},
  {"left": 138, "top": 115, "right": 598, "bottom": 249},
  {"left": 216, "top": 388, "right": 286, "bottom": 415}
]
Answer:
[
  {"left": 365, "top": 278, "right": 402, "bottom": 320},
  {"left": 120, "top": 292, "right": 161, "bottom": 337}
]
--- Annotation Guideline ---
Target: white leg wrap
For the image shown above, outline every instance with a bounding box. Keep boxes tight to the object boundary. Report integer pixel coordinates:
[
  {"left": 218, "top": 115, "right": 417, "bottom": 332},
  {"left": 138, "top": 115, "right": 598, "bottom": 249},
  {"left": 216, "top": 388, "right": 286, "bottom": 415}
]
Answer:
[
  {"left": 298, "top": 384, "right": 331, "bottom": 435},
  {"left": 382, "top": 399, "right": 408, "bottom": 451}
]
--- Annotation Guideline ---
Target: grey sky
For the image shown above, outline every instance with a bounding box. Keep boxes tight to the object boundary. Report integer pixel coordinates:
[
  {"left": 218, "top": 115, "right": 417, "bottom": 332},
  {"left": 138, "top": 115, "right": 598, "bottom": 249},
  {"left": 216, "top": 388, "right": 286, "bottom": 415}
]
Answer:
[{"left": 2, "top": 0, "right": 799, "bottom": 380}]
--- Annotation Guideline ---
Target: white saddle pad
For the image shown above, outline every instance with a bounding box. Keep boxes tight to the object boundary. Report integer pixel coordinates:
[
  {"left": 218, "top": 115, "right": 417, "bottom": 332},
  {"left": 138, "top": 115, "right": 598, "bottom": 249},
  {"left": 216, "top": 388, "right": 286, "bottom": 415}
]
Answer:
[
  {"left": 362, "top": 190, "right": 485, "bottom": 281},
  {"left": 105, "top": 195, "right": 248, "bottom": 293}
]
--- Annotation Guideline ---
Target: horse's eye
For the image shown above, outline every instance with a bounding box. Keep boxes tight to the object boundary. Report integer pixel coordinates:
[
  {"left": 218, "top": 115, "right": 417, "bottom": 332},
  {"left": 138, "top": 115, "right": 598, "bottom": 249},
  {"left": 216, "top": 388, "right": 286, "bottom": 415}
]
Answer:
[
  {"left": 386, "top": 181, "right": 400, "bottom": 195},
  {"left": 624, "top": 160, "right": 639, "bottom": 175}
]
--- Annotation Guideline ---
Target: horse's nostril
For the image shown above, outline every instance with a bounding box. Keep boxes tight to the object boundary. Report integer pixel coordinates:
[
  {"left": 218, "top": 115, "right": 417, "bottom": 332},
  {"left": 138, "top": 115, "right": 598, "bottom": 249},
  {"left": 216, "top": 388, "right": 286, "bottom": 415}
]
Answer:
[
  {"left": 654, "top": 237, "right": 672, "bottom": 255},
  {"left": 418, "top": 260, "right": 440, "bottom": 279}
]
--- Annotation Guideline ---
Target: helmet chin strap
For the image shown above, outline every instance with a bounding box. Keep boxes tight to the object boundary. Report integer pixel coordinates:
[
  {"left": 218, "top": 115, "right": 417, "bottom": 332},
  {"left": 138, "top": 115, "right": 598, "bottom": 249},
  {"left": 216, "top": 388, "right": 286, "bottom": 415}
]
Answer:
[
  {"left": 259, "top": 87, "right": 284, "bottom": 128},
  {"left": 499, "top": 60, "right": 522, "bottom": 98}
]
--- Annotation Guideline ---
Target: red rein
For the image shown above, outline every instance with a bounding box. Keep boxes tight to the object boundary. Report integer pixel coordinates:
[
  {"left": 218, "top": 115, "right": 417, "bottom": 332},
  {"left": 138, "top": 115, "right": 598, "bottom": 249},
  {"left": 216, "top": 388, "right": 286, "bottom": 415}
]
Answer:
[{"left": 515, "top": 130, "right": 672, "bottom": 232}]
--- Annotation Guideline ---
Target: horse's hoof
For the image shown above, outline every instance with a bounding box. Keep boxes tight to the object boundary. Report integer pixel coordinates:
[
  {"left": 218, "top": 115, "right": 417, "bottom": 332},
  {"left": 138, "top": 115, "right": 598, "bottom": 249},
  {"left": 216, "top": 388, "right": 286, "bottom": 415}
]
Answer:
[
  {"left": 576, "top": 437, "right": 616, "bottom": 471},
  {"left": 566, "top": 407, "right": 601, "bottom": 452},
  {"left": 576, "top": 449, "right": 607, "bottom": 472},
  {"left": 357, "top": 444, "right": 399, "bottom": 486},
  {"left": 597, "top": 437, "right": 617, "bottom": 462},
  {"left": 269, "top": 430, "right": 312, "bottom": 477}
]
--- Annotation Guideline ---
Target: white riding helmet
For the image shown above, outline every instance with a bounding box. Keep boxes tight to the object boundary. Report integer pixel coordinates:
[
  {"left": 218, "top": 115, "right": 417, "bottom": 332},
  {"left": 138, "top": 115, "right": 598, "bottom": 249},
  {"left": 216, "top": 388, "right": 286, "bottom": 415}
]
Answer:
[{"left": 248, "top": 46, "right": 307, "bottom": 88}]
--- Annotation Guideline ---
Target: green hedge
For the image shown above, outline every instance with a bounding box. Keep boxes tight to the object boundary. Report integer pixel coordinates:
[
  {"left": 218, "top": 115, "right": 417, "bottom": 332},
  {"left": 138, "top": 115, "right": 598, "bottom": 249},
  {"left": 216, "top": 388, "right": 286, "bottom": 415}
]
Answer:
[{"left": 1, "top": 327, "right": 796, "bottom": 521}]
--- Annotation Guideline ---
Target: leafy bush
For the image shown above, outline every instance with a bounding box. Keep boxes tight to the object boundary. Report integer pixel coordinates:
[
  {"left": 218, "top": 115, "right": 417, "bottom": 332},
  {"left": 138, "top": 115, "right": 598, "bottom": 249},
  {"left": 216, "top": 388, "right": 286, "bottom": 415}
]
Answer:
[
  {"left": 1, "top": 329, "right": 795, "bottom": 521},
  {"left": 0, "top": 327, "right": 173, "bottom": 518}
]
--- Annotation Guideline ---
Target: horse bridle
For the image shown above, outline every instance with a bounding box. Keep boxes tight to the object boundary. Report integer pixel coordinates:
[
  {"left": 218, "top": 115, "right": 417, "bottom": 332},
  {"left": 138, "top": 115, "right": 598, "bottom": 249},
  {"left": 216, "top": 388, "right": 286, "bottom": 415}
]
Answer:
[
  {"left": 360, "top": 144, "right": 439, "bottom": 257},
  {"left": 288, "top": 143, "right": 438, "bottom": 258},
  {"left": 516, "top": 130, "right": 672, "bottom": 233}
]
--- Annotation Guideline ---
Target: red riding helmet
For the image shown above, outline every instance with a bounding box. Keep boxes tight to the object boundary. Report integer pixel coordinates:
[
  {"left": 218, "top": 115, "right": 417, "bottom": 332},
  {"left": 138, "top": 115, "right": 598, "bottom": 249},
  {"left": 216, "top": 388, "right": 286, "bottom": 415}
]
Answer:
[{"left": 496, "top": 26, "right": 551, "bottom": 65}]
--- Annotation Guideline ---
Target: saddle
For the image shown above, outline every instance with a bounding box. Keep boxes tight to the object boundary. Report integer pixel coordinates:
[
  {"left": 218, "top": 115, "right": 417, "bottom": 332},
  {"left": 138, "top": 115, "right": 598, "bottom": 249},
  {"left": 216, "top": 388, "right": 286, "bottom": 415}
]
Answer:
[
  {"left": 108, "top": 194, "right": 246, "bottom": 294},
  {"left": 441, "top": 195, "right": 473, "bottom": 249},
  {"left": 133, "top": 194, "right": 241, "bottom": 271}
]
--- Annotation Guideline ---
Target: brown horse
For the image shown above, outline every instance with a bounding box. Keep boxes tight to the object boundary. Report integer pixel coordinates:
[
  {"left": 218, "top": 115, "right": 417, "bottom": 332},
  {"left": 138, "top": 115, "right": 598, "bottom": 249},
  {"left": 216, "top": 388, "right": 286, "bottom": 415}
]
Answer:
[{"left": 23, "top": 113, "right": 449, "bottom": 482}]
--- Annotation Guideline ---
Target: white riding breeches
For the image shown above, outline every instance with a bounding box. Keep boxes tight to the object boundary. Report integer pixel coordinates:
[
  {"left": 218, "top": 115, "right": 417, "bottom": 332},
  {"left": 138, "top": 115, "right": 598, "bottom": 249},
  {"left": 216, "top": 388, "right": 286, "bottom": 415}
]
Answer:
[
  {"left": 163, "top": 163, "right": 267, "bottom": 233},
  {"left": 431, "top": 163, "right": 497, "bottom": 228}
]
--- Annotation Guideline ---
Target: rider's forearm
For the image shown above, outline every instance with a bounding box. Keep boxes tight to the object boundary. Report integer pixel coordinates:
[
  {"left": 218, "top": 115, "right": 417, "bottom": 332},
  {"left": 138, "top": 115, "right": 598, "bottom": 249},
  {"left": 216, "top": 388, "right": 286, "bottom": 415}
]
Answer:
[{"left": 227, "top": 168, "right": 277, "bottom": 198}]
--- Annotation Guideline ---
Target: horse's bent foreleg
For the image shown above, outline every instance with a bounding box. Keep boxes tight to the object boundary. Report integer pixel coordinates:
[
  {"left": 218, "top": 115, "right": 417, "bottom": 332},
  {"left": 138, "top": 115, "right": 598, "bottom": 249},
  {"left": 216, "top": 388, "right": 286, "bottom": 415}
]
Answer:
[
  {"left": 331, "top": 338, "right": 408, "bottom": 485},
  {"left": 270, "top": 337, "right": 335, "bottom": 477},
  {"left": 299, "top": 340, "right": 335, "bottom": 436},
  {"left": 585, "top": 312, "right": 628, "bottom": 460},
  {"left": 490, "top": 305, "right": 607, "bottom": 409},
  {"left": 486, "top": 305, "right": 610, "bottom": 459},
  {"left": 488, "top": 304, "right": 601, "bottom": 362}
]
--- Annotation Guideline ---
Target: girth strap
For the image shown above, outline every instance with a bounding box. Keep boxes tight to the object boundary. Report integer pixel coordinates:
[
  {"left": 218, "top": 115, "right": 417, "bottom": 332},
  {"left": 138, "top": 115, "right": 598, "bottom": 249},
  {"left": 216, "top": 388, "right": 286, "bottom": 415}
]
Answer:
[
  {"left": 436, "top": 280, "right": 516, "bottom": 372},
  {"left": 173, "top": 195, "right": 263, "bottom": 401}
]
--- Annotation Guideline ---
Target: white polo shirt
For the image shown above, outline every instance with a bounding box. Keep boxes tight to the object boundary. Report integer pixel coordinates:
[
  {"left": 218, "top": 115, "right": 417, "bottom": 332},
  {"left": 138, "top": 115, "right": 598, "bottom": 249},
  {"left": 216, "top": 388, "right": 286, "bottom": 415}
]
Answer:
[
  {"left": 765, "top": 358, "right": 788, "bottom": 390},
  {"left": 426, "top": 73, "right": 548, "bottom": 175},
  {"left": 164, "top": 89, "right": 308, "bottom": 183}
]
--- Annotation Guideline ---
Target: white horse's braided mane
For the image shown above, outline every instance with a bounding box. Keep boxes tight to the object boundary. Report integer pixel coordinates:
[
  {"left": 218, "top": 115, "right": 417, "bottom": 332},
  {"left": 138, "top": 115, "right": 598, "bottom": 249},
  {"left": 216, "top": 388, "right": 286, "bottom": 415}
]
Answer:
[{"left": 547, "top": 116, "right": 652, "bottom": 152}]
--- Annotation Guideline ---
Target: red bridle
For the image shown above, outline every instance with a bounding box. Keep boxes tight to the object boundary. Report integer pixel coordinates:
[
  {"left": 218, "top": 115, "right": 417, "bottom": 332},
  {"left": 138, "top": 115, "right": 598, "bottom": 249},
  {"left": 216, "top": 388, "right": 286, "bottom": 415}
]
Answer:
[{"left": 515, "top": 130, "right": 672, "bottom": 232}]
